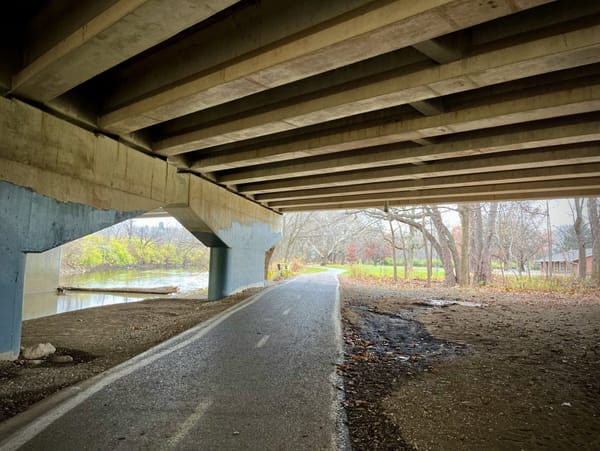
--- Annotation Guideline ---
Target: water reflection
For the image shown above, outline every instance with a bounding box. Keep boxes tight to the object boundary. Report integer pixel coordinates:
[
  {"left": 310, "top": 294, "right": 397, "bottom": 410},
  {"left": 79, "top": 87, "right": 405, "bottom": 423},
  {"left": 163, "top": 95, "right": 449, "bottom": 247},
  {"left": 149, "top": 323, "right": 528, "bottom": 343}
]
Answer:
[{"left": 23, "top": 268, "right": 209, "bottom": 320}]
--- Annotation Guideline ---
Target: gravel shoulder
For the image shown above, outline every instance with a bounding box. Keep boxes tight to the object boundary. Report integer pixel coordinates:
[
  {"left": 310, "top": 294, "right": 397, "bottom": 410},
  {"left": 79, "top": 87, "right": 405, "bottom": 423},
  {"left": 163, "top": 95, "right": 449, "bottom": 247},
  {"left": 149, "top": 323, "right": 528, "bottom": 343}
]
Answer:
[
  {"left": 0, "top": 288, "right": 262, "bottom": 423},
  {"left": 339, "top": 276, "right": 600, "bottom": 451}
]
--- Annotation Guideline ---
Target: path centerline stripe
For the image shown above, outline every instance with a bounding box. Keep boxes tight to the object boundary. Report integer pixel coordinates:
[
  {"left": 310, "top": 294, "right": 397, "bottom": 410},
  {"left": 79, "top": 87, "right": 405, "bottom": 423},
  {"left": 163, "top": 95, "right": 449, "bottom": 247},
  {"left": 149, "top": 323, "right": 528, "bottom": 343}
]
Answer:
[
  {"left": 256, "top": 335, "right": 270, "bottom": 348},
  {"left": 165, "top": 399, "right": 213, "bottom": 450}
]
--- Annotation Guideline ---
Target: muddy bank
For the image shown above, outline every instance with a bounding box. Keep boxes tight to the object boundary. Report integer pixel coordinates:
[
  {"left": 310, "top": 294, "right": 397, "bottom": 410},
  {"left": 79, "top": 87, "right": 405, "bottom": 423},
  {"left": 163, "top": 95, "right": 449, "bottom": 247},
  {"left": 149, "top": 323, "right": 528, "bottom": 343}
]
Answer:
[
  {"left": 340, "top": 277, "right": 600, "bottom": 451},
  {"left": 0, "top": 288, "right": 261, "bottom": 423}
]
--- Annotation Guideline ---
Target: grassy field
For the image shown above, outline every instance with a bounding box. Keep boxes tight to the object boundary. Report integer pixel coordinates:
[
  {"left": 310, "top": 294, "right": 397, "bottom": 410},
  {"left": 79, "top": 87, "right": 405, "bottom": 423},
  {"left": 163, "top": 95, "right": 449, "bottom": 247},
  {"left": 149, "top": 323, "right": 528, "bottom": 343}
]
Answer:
[
  {"left": 327, "top": 264, "right": 446, "bottom": 280},
  {"left": 273, "top": 263, "right": 590, "bottom": 292}
]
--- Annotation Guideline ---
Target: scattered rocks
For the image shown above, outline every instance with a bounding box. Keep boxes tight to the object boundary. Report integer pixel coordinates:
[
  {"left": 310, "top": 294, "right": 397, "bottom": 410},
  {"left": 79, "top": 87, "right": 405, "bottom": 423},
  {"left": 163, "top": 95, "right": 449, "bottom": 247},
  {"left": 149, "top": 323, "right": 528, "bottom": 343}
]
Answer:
[{"left": 20, "top": 343, "right": 55, "bottom": 360}]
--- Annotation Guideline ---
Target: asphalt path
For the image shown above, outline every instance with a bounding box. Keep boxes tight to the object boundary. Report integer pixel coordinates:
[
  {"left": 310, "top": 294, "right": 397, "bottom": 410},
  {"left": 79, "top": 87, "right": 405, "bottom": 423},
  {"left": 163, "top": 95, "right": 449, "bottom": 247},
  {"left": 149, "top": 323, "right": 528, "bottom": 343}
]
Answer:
[{"left": 1, "top": 270, "right": 346, "bottom": 451}]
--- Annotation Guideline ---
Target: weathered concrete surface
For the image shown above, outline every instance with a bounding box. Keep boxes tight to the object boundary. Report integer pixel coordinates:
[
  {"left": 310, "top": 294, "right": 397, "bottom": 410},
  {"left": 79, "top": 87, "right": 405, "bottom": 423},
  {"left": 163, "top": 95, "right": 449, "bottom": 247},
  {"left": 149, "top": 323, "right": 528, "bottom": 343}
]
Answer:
[
  {"left": 0, "top": 97, "right": 188, "bottom": 212},
  {"left": 11, "top": 0, "right": 238, "bottom": 102},
  {"left": 217, "top": 115, "right": 600, "bottom": 184},
  {"left": 237, "top": 144, "right": 600, "bottom": 195},
  {"left": 99, "top": 0, "right": 551, "bottom": 134},
  {"left": 199, "top": 81, "right": 600, "bottom": 173},
  {"left": 23, "top": 248, "right": 61, "bottom": 295},
  {"left": 167, "top": 175, "right": 282, "bottom": 300},
  {"left": 155, "top": 20, "right": 600, "bottom": 156}
]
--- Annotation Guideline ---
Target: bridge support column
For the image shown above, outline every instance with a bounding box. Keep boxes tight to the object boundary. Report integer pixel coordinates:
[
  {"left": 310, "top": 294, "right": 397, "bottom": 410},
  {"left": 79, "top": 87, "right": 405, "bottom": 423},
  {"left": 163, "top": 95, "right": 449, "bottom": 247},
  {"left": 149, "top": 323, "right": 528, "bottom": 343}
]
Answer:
[
  {"left": 208, "top": 246, "right": 228, "bottom": 300},
  {"left": 0, "top": 181, "right": 142, "bottom": 360},
  {"left": 207, "top": 239, "right": 273, "bottom": 301},
  {"left": 0, "top": 250, "right": 26, "bottom": 360}
]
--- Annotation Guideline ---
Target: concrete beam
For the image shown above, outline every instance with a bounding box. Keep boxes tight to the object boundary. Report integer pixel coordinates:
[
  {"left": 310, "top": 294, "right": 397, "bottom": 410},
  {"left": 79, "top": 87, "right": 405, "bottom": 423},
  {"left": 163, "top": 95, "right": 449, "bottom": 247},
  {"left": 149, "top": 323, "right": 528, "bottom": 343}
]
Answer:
[
  {"left": 216, "top": 115, "right": 600, "bottom": 185},
  {"left": 269, "top": 178, "right": 600, "bottom": 209},
  {"left": 198, "top": 80, "right": 600, "bottom": 173},
  {"left": 100, "top": 0, "right": 551, "bottom": 134},
  {"left": 254, "top": 163, "right": 600, "bottom": 202},
  {"left": 11, "top": 0, "right": 237, "bottom": 102},
  {"left": 166, "top": 174, "right": 281, "bottom": 300},
  {"left": 155, "top": 20, "right": 600, "bottom": 157},
  {"left": 280, "top": 189, "right": 600, "bottom": 212},
  {"left": 0, "top": 97, "right": 187, "bottom": 211},
  {"left": 238, "top": 144, "right": 600, "bottom": 194},
  {"left": 412, "top": 32, "right": 467, "bottom": 64}
]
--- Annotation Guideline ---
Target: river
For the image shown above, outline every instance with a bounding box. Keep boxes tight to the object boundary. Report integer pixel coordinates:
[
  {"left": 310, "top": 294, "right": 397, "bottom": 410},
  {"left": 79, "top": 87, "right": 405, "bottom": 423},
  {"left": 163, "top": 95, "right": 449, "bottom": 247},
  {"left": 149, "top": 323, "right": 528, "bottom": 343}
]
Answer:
[{"left": 22, "top": 268, "right": 209, "bottom": 320}]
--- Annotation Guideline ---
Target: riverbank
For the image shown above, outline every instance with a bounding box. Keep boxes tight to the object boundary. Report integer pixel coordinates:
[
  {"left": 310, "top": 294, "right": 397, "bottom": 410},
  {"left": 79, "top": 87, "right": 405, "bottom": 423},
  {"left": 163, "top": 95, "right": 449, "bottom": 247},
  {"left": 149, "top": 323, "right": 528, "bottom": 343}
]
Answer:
[
  {"left": 340, "top": 277, "right": 600, "bottom": 450},
  {"left": 0, "top": 288, "right": 261, "bottom": 423}
]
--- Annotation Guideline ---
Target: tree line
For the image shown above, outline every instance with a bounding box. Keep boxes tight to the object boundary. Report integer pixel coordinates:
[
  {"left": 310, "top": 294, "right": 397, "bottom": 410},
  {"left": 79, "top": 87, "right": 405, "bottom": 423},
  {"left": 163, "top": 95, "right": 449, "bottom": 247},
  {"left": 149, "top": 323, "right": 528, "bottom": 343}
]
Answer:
[
  {"left": 273, "top": 198, "right": 600, "bottom": 287},
  {"left": 61, "top": 220, "right": 209, "bottom": 272}
]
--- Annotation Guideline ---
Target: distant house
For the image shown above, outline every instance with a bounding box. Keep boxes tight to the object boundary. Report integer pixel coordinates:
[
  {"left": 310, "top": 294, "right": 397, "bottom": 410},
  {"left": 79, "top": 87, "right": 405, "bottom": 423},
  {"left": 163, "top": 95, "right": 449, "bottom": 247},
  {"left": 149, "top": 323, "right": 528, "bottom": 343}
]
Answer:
[{"left": 538, "top": 249, "right": 593, "bottom": 275}]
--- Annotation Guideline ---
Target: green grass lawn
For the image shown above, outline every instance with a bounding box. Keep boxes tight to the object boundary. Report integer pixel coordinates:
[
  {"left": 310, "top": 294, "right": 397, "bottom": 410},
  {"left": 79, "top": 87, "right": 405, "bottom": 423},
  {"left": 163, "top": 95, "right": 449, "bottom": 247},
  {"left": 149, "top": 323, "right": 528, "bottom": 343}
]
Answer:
[
  {"left": 326, "top": 263, "right": 445, "bottom": 280},
  {"left": 297, "top": 266, "right": 327, "bottom": 274}
]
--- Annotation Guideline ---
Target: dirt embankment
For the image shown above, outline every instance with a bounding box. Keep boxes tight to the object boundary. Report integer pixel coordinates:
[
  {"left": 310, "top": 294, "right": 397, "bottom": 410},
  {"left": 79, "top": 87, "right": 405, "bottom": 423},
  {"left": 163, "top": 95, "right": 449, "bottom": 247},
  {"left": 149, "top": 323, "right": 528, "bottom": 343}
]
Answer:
[
  {"left": 0, "top": 289, "right": 261, "bottom": 423},
  {"left": 339, "top": 277, "right": 600, "bottom": 451}
]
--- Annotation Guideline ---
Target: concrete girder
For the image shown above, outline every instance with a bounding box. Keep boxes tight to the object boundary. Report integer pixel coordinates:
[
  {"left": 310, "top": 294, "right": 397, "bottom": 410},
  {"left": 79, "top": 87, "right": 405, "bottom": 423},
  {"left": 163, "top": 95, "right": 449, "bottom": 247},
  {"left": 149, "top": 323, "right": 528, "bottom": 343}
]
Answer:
[
  {"left": 99, "top": 0, "right": 551, "bottom": 135},
  {"left": 237, "top": 143, "right": 600, "bottom": 194},
  {"left": 0, "top": 97, "right": 187, "bottom": 211},
  {"left": 11, "top": 0, "right": 237, "bottom": 102},
  {"left": 214, "top": 115, "right": 600, "bottom": 185},
  {"left": 268, "top": 178, "right": 600, "bottom": 209},
  {"left": 412, "top": 32, "right": 467, "bottom": 64},
  {"left": 279, "top": 189, "right": 600, "bottom": 212},
  {"left": 254, "top": 163, "right": 600, "bottom": 203},
  {"left": 165, "top": 175, "right": 281, "bottom": 300},
  {"left": 155, "top": 20, "right": 600, "bottom": 158},
  {"left": 206, "top": 81, "right": 600, "bottom": 179},
  {"left": 154, "top": 48, "right": 429, "bottom": 139}
]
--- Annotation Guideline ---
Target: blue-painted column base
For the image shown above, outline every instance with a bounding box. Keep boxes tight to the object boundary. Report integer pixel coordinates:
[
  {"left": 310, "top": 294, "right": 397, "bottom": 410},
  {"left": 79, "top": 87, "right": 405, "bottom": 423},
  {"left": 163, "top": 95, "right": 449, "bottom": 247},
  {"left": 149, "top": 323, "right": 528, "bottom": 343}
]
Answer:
[
  {"left": 207, "top": 245, "right": 270, "bottom": 300},
  {"left": 0, "top": 181, "right": 143, "bottom": 360},
  {"left": 0, "top": 250, "right": 26, "bottom": 360},
  {"left": 205, "top": 221, "right": 280, "bottom": 301}
]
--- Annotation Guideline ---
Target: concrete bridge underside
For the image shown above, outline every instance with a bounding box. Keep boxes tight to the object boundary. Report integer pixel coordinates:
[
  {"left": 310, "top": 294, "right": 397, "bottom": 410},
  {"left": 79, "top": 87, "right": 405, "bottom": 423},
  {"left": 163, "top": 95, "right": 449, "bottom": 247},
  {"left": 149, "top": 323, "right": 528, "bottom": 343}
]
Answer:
[{"left": 1, "top": 0, "right": 600, "bottom": 358}]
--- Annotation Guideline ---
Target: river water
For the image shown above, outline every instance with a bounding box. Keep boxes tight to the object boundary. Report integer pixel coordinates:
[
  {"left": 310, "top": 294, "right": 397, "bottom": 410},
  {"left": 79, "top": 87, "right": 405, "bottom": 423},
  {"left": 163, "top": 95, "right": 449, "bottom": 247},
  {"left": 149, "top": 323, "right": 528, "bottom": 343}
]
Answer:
[{"left": 23, "top": 268, "right": 209, "bottom": 320}]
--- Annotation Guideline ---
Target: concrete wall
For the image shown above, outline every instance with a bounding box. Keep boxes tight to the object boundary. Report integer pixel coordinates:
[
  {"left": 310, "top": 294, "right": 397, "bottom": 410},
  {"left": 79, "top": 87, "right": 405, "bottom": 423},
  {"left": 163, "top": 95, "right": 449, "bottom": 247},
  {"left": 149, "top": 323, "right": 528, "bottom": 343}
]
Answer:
[{"left": 23, "top": 248, "right": 61, "bottom": 295}]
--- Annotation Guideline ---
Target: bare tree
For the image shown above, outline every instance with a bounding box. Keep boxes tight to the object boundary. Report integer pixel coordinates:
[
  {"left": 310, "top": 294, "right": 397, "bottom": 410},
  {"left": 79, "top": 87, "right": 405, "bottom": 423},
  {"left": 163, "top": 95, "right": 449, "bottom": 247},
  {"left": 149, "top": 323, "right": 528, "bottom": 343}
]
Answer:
[
  {"left": 387, "top": 206, "right": 458, "bottom": 285},
  {"left": 273, "top": 212, "right": 315, "bottom": 263},
  {"left": 588, "top": 197, "right": 600, "bottom": 285},
  {"left": 458, "top": 204, "right": 470, "bottom": 287},
  {"left": 471, "top": 203, "right": 498, "bottom": 285},
  {"left": 573, "top": 198, "right": 587, "bottom": 280},
  {"left": 494, "top": 202, "right": 545, "bottom": 277}
]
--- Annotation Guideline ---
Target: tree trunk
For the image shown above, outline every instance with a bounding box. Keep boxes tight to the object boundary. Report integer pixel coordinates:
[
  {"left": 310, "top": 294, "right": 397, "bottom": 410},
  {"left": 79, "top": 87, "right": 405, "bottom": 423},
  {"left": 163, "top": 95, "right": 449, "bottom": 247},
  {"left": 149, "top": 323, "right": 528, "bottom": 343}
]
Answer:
[
  {"left": 429, "top": 206, "right": 457, "bottom": 285},
  {"left": 422, "top": 213, "right": 432, "bottom": 286},
  {"left": 574, "top": 198, "right": 587, "bottom": 280},
  {"left": 587, "top": 198, "right": 600, "bottom": 285},
  {"left": 388, "top": 215, "right": 398, "bottom": 282},
  {"left": 471, "top": 204, "right": 497, "bottom": 285},
  {"left": 458, "top": 204, "right": 470, "bottom": 287},
  {"left": 481, "top": 203, "right": 498, "bottom": 283},
  {"left": 397, "top": 223, "right": 409, "bottom": 279}
]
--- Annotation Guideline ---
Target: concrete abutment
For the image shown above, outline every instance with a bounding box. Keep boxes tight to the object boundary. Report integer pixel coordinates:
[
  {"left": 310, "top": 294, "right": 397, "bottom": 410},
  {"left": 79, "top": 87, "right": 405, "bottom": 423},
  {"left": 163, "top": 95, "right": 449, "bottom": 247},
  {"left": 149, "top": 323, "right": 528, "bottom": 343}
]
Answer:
[
  {"left": 0, "top": 181, "right": 143, "bottom": 359},
  {"left": 0, "top": 97, "right": 282, "bottom": 359}
]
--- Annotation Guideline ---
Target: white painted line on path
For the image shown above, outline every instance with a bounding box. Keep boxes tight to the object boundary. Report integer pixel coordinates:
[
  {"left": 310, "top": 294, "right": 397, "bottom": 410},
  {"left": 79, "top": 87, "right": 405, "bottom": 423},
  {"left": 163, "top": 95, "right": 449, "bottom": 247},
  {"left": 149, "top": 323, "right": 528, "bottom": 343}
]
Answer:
[
  {"left": 256, "top": 335, "right": 270, "bottom": 348},
  {"left": 0, "top": 282, "right": 289, "bottom": 451},
  {"left": 165, "top": 399, "right": 213, "bottom": 450}
]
